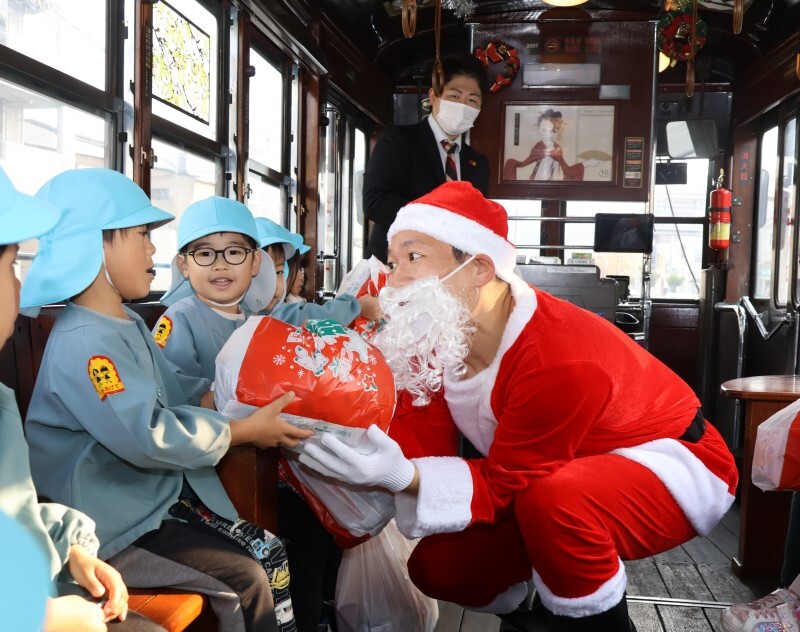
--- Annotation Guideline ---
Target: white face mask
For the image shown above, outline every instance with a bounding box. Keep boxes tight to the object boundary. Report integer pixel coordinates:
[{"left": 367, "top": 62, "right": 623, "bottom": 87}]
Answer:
[{"left": 434, "top": 100, "right": 480, "bottom": 137}]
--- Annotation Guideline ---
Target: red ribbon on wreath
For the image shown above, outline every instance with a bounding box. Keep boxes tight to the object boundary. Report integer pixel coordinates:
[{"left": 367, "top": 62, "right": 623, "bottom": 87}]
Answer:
[{"left": 474, "top": 39, "right": 519, "bottom": 93}]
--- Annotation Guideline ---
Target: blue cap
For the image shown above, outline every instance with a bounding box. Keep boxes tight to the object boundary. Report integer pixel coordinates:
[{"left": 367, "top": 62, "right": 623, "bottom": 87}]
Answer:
[
  {"left": 255, "top": 217, "right": 295, "bottom": 259},
  {"left": 161, "top": 197, "right": 259, "bottom": 305},
  {"left": 20, "top": 169, "right": 173, "bottom": 310},
  {"left": 286, "top": 230, "right": 311, "bottom": 256},
  {"left": 0, "top": 167, "right": 61, "bottom": 245},
  {"left": 176, "top": 197, "right": 259, "bottom": 251}
]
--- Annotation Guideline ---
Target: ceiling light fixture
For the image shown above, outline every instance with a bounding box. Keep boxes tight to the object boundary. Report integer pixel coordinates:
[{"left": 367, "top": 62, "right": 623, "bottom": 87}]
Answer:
[{"left": 542, "top": 0, "right": 590, "bottom": 6}]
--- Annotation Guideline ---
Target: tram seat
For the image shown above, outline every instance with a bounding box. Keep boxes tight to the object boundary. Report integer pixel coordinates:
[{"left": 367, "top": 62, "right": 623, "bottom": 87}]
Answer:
[{"left": 2, "top": 302, "right": 280, "bottom": 632}]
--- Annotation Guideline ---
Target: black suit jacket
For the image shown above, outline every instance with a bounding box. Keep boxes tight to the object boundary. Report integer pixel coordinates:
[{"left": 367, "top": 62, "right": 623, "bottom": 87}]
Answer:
[{"left": 362, "top": 119, "right": 490, "bottom": 262}]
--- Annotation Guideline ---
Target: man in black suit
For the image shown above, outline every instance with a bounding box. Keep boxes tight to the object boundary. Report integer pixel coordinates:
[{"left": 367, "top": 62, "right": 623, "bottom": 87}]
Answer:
[{"left": 363, "top": 54, "right": 490, "bottom": 262}]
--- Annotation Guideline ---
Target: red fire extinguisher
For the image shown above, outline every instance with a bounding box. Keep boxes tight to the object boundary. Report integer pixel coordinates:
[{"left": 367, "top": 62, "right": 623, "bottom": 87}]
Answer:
[{"left": 709, "top": 169, "right": 732, "bottom": 250}]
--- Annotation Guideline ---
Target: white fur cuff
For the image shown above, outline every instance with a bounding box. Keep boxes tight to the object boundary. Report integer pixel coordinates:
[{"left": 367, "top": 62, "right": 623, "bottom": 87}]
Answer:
[
  {"left": 395, "top": 456, "right": 473, "bottom": 538},
  {"left": 533, "top": 558, "right": 626, "bottom": 617}
]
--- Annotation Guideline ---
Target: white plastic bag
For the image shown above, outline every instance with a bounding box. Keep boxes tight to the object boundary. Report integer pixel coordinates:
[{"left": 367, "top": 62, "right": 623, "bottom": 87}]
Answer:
[
  {"left": 752, "top": 396, "right": 800, "bottom": 491},
  {"left": 335, "top": 520, "right": 438, "bottom": 632},
  {"left": 279, "top": 450, "right": 395, "bottom": 544},
  {"left": 337, "top": 257, "right": 386, "bottom": 297}
]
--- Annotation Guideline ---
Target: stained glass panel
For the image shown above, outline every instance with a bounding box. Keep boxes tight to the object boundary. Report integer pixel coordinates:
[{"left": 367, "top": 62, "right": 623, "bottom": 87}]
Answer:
[{"left": 152, "top": 0, "right": 211, "bottom": 123}]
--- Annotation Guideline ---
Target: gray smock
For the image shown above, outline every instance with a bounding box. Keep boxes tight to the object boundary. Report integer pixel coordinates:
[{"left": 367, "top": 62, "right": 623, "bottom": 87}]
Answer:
[
  {"left": 0, "top": 383, "right": 100, "bottom": 584},
  {"left": 156, "top": 295, "right": 247, "bottom": 399},
  {"left": 25, "top": 303, "right": 237, "bottom": 560}
]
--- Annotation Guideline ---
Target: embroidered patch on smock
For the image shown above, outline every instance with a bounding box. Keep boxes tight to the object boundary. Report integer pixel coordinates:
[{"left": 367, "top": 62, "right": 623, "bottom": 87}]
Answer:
[
  {"left": 153, "top": 315, "right": 173, "bottom": 348},
  {"left": 88, "top": 356, "right": 125, "bottom": 400}
]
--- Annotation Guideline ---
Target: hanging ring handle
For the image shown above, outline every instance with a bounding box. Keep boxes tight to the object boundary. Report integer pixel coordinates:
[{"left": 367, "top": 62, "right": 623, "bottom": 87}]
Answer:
[
  {"left": 402, "top": 0, "right": 417, "bottom": 38},
  {"left": 733, "top": 0, "right": 744, "bottom": 34}
]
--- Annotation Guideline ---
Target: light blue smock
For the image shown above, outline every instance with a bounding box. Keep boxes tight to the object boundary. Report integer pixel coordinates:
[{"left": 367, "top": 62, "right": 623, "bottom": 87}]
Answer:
[
  {"left": 25, "top": 303, "right": 237, "bottom": 560},
  {"left": 268, "top": 295, "right": 360, "bottom": 327},
  {"left": 0, "top": 383, "right": 99, "bottom": 583},
  {"left": 156, "top": 295, "right": 248, "bottom": 397}
]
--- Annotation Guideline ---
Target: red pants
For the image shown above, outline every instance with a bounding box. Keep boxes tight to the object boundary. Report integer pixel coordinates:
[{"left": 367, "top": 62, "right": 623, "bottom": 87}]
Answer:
[{"left": 407, "top": 454, "right": 697, "bottom": 614}]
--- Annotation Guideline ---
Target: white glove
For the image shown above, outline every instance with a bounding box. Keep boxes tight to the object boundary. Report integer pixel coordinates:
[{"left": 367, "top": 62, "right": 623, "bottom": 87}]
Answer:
[{"left": 298, "top": 425, "right": 416, "bottom": 492}]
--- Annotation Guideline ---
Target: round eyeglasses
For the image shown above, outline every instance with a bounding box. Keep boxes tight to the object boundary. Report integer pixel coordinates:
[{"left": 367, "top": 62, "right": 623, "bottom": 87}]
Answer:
[{"left": 183, "top": 246, "right": 256, "bottom": 267}]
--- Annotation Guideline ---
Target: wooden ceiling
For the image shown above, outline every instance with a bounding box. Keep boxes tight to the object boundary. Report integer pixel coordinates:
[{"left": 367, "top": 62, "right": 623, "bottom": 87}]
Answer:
[{"left": 304, "top": 0, "right": 800, "bottom": 85}]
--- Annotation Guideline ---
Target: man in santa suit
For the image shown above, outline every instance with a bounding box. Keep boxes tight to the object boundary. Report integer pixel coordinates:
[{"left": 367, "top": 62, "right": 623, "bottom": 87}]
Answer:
[{"left": 299, "top": 181, "right": 738, "bottom": 631}]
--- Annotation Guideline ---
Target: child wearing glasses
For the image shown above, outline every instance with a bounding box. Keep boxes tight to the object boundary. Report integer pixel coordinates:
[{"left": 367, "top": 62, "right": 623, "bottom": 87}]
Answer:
[
  {"left": 21, "top": 170, "right": 312, "bottom": 632},
  {"left": 155, "top": 196, "right": 279, "bottom": 404}
]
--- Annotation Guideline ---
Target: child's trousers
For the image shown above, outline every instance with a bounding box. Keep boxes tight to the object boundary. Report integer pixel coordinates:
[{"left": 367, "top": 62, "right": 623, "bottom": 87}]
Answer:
[{"left": 110, "top": 497, "right": 294, "bottom": 632}]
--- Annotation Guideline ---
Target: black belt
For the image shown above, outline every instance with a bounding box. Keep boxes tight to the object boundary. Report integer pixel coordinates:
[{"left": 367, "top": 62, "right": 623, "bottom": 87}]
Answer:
[{"left": 678, "top": 408, "right": 706, "bottom": 443}]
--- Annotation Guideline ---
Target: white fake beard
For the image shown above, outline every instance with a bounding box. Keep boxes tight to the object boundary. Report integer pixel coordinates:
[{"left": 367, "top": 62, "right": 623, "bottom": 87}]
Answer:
[{"left": 373, "top": 276, "right": 475, "bottom": 406}]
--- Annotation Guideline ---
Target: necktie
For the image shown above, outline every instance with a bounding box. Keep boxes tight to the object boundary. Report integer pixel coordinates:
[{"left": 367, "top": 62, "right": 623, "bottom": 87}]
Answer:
[{"left": 441, "top": 140, "right": 458, "bottom": 182}]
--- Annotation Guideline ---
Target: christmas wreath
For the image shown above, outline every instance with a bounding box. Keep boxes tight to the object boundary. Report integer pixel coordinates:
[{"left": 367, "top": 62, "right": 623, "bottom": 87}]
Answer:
[
  {"left": 474, "top": 39, "right": 520, "bottom": 93},
  {"left": 658, "top": 8, "right": 707, "bottom": 64}
]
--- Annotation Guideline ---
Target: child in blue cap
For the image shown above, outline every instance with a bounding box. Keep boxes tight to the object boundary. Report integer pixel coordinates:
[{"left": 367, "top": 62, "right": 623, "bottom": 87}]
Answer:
[
  {"left": 0, "top": 166, "right": 162, "bottom": 631},
  {"left": 154, "top": 196, "right": 276, "bottom": 404},
  {"left": 256, "top": 219, "right": 381, "bottom": 325},
  {"left": 21, "top": 168, "right": 311, "bottom": 632}
]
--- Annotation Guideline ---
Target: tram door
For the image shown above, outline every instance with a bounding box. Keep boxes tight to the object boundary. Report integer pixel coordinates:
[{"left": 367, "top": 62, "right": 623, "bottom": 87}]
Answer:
[
  {"left": 713, "top": 112, "right": 799, "bottom": 450},
  {"left": 317, "top": 99, "right": 370, "bottom": 300}
]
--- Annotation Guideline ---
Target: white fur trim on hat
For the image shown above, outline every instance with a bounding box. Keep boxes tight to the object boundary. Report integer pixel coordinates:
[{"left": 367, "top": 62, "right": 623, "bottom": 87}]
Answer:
[{"left": 388, "top": 203, "right": 518, "bottom": 282}]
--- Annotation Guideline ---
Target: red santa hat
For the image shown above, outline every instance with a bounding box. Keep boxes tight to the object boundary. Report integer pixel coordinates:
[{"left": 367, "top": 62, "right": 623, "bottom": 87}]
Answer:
[{"left": 387, "top": 181, "right": 518, "bottom": 282}]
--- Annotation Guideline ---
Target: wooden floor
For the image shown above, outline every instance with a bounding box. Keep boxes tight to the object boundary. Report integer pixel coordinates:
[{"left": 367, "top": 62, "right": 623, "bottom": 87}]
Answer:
[{"left": 433, "top": 504, "right": 778, "bottom": 632}]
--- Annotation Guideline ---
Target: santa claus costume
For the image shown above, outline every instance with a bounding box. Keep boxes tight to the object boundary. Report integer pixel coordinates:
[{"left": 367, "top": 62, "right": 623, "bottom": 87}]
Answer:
[{"left": 302, "top": 182, "right": 738, "bottom": 631}]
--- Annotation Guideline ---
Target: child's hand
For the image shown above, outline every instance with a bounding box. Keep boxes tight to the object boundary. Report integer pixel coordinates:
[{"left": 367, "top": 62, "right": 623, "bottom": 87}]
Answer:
[
  {"left": 44, "top": 595, "right": 107, "bottom": 632},
  {"left": 231, "top": 392, "right": 313, "bottom": 449},
  {"left": 200, "top": 390, "right": 216, "bottom": 410},
  {"left": 66, "top": 544, "right": 128, "bottom": 623},
  {"left": 358, "top": 295, "right": 383, "bottom": 321}
]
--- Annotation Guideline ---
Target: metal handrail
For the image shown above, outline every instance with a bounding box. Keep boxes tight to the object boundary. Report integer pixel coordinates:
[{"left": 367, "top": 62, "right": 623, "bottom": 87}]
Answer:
[{"left": 740, "top": 296, "right": 793, "bottom": 340}]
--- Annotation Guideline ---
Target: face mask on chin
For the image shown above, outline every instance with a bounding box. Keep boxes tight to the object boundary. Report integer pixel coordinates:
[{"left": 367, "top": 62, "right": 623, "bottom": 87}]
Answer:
[{"left": 434, "top": 99, "right": 481, "bottom": 137}]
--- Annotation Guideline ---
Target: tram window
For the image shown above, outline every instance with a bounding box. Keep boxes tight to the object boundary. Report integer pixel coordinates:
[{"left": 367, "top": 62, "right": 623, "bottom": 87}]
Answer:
[
  {"left": 244, "top": 40, "right": 296, "bottom": 229},
  {"left": 0, "top": 79, "right": 111, "bottom": 282},
  {"left": 151, "top": 0, "right": 219, "bottom": 140},
  {"left": 497, "top": 199, "right": 543, "bottom": 262},
  {"left": 566, "top": 202, "right": 646, "bottom": 297},
  {"left": 653, "top": 159, "right": 709, "bottom": 218},
  {"left": 777, "top": 119, "right": 796, "bottom": 305},
  {"left": 248, "top": 49, "right": 284, "bottom": 174},
  {"left": 1, "top": 0, "right": 107, "bottom": 90},
  {"left": 651, "top": 223, "right": 702, "bottom": 298},
  {"left": 149, "top": 139, "right": 217, "bottom": 291},
  {"left": 317, "top": 101, "right": 368, "bottom": 295},
  {"left": 754, "top": 126, "right": 779, "bottom": 300},
  {"left": 248, "top": 176, "right": 284, "bottom": 225}
]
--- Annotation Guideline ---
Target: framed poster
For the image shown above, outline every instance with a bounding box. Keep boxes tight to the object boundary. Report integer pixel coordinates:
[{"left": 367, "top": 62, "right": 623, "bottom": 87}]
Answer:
[{"left": 501, "top": 104, "right": 616, "bottom": 183}]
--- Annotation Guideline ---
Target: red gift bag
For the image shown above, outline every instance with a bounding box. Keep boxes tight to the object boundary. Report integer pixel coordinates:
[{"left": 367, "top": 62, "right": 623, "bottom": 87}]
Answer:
[{"left": 215, "top": 316, "right": 397, "bottom": 545}]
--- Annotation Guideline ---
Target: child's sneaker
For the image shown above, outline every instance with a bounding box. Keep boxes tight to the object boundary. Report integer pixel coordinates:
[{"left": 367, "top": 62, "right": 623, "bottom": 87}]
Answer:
[
  {"left": 722, "top": 589, "right": 800, "bottom": 632},
  {"left": 721, "top": 601, "right": 800, "bottom": 632}
]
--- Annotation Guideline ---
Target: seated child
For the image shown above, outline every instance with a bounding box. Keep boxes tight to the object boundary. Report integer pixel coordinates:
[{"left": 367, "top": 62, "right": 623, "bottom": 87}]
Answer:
[
  {"left": 154, "top": 196, "right": 267, "bottom": 402},
  {"left": 256, "top": 219, "right": 381, "bottom": 326},
  {"left": 284, "top": 246, "right": 307, "bottom": 305},
  {"left": 0, "top": 166, "right": 161, "bottom": 631},
  {"left": 20, "top": 168, "right": 312, "bottom": 632}
]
